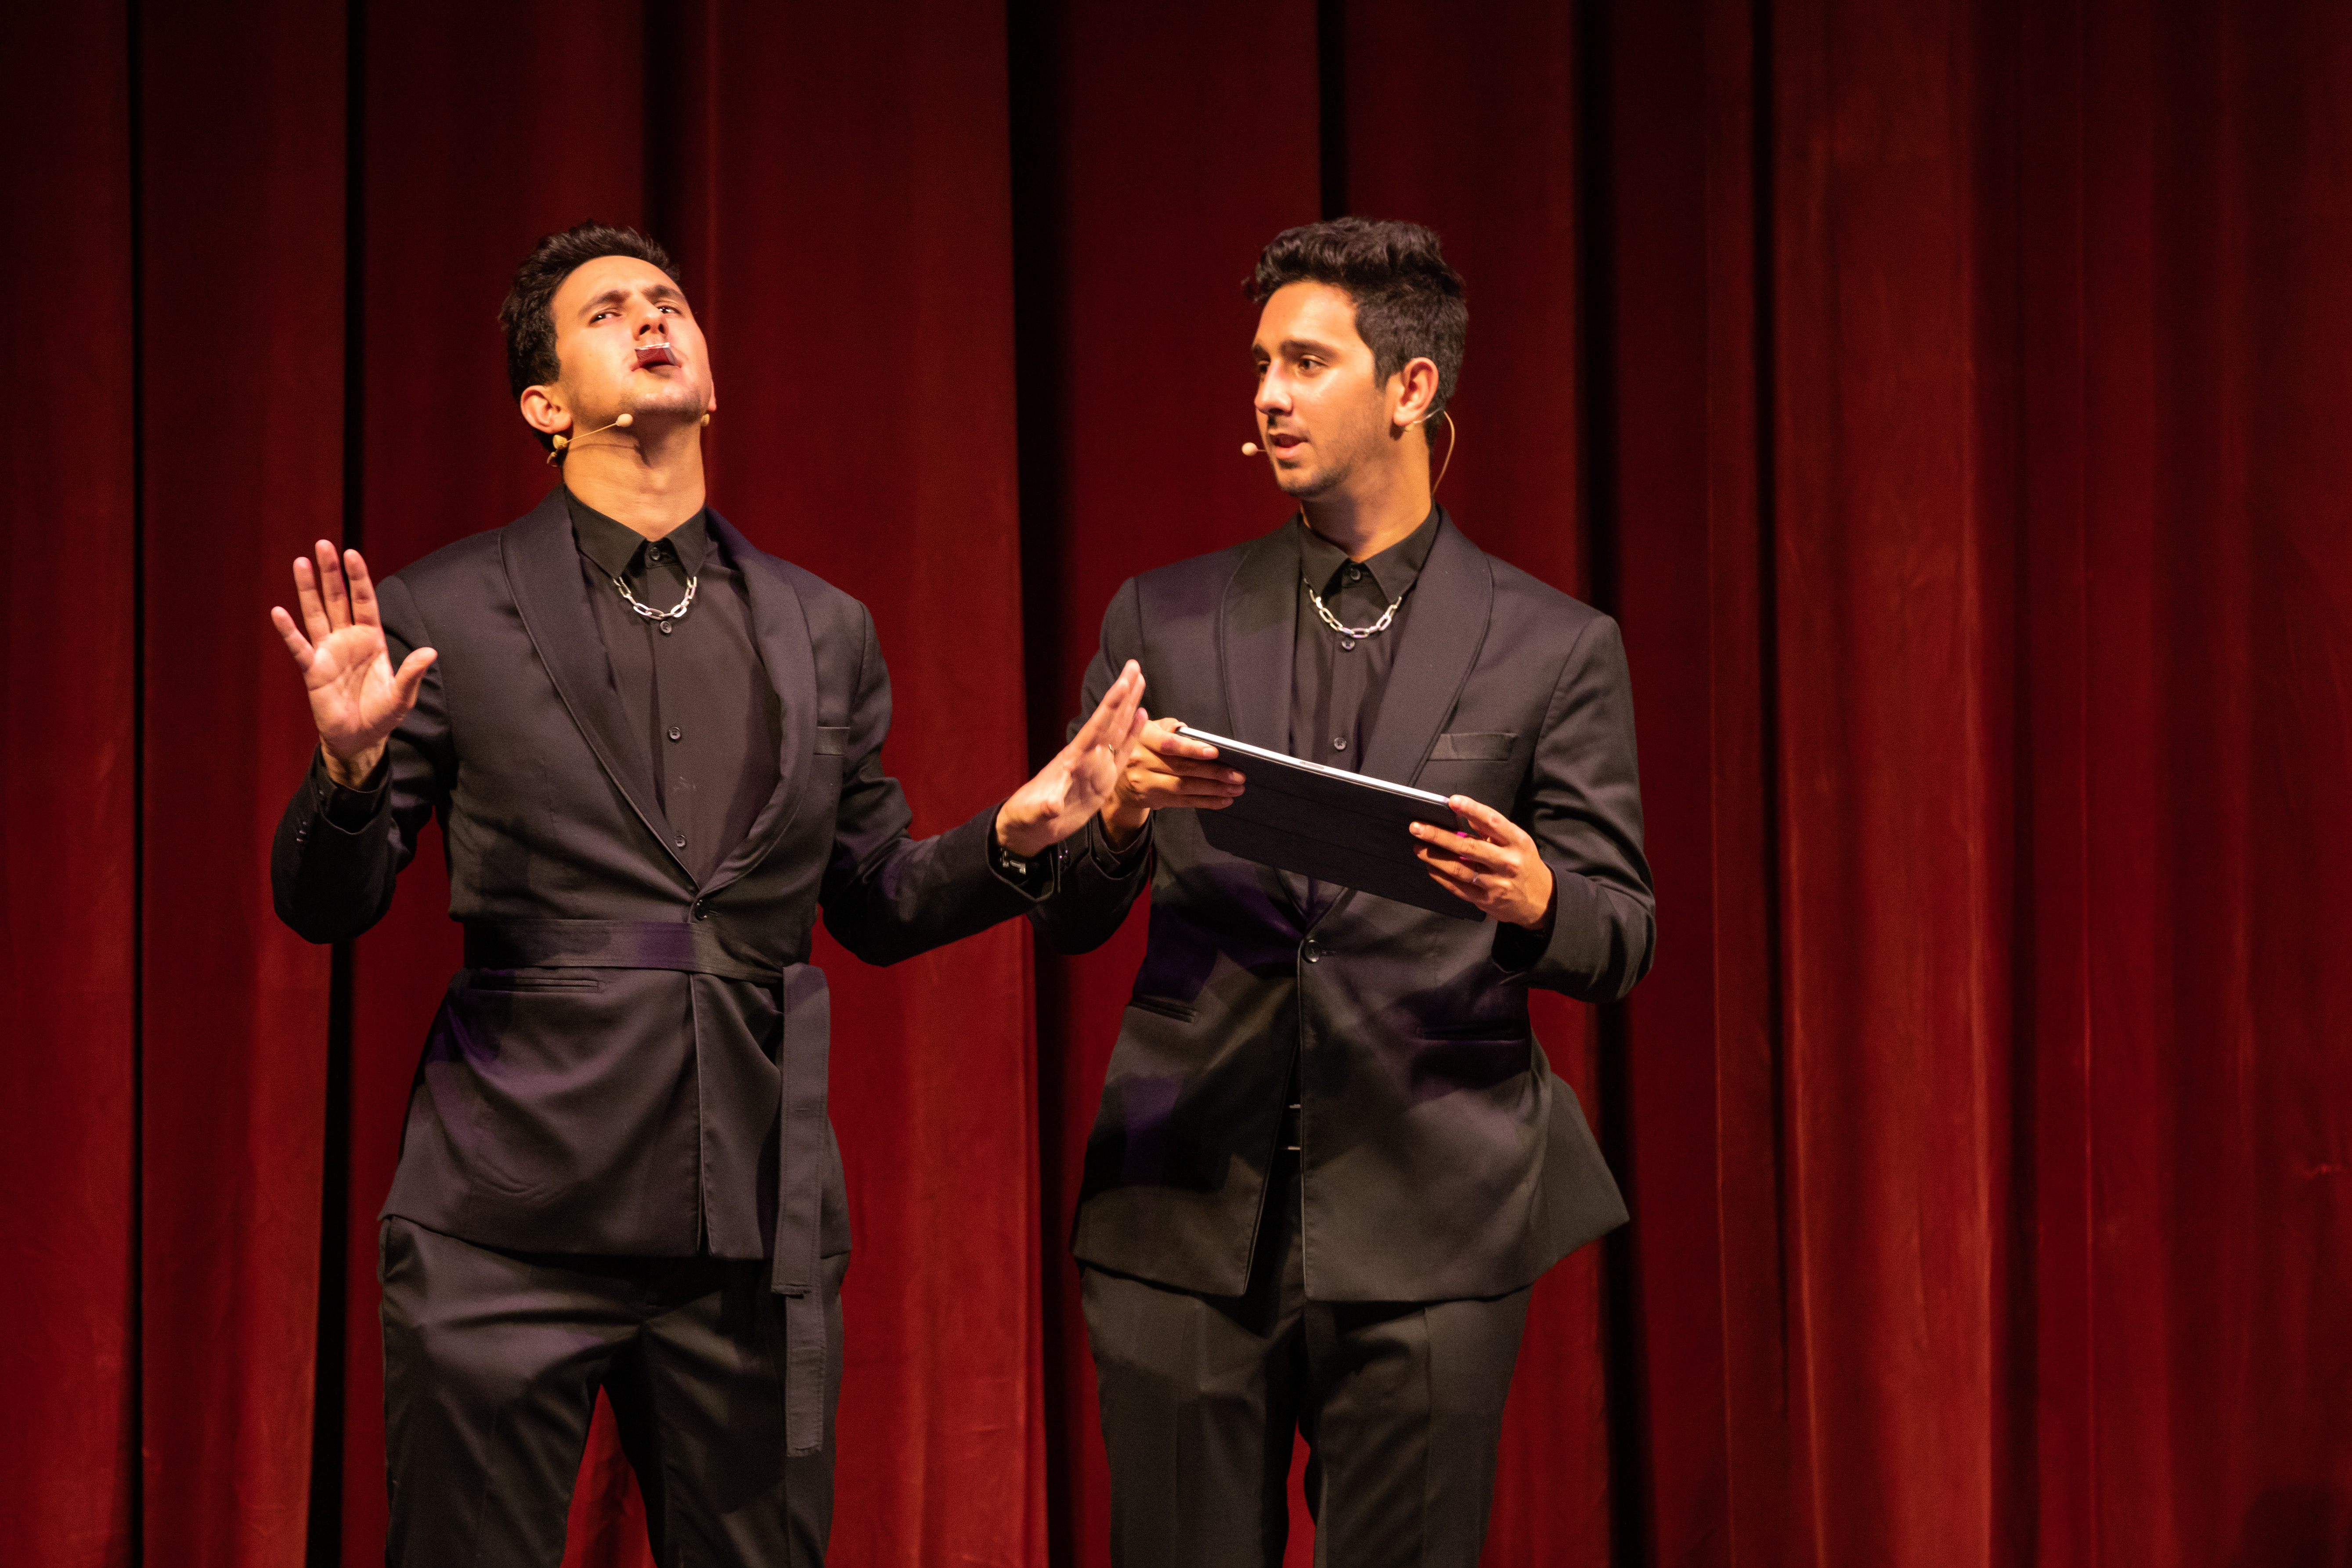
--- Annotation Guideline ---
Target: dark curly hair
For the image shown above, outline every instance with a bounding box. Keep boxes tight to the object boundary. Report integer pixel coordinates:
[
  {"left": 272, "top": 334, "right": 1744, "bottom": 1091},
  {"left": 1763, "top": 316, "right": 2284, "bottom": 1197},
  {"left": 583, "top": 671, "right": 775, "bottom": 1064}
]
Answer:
[
  {"left": 1249, "top": 217, "right": 1467, "bottom": 428},
  {"left": 497, "top": 222, "right": 682, "bottom": 450}
]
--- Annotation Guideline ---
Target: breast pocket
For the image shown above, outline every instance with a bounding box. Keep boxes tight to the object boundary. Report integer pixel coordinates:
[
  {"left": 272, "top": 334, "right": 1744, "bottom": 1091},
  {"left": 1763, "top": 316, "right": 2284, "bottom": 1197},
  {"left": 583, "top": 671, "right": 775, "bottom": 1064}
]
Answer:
[
  {"left": 1418, "top": 731, "right": 1524, "bottom": 811},
  {"left": 1431, "top": 731, "right": 1516, "bottom": 761}
]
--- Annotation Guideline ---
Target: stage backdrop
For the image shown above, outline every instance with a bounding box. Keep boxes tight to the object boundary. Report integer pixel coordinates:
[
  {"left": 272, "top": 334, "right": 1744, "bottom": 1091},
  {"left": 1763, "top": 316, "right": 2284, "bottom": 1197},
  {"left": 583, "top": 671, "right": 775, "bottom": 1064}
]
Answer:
[{"left": 4, "top": 2, "right": 2347, "bottom": 1567}]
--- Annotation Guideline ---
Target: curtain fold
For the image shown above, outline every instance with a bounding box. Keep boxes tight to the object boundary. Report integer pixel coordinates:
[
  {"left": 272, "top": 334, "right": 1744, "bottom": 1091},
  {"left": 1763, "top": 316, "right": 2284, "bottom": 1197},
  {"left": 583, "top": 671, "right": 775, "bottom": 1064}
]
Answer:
[
  {"left": 0, "top": 8, "right": 139, "bottom": 1568},
  {"left": 135, "top": 4, "right": 350, "bottom": 1564}
]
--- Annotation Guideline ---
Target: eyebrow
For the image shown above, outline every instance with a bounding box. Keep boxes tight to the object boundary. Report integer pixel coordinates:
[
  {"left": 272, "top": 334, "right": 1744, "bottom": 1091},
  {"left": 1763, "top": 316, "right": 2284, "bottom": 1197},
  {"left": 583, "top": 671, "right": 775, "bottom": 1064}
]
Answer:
[
  {"left": 1252, "top": 336, "right": 1344, "bottom": 359},
  {"left": 578, "top": 282, "right": 687, "bottom": 316}
]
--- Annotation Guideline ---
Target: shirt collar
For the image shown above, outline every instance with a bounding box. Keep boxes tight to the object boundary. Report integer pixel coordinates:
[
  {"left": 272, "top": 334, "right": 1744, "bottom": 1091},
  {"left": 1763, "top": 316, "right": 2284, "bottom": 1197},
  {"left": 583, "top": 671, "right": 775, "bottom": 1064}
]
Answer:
[
  {"left": 1295, "top": 506, "right": 1441, "bottom": 603},
  {"left": 566, "top": 490, "right": 712, "bottom": 580}
]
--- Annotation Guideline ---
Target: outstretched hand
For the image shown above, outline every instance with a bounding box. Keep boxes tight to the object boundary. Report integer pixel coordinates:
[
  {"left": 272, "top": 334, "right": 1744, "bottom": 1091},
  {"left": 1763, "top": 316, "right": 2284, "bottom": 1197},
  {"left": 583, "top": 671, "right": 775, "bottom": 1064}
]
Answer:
[
  {"left": 1409, "top": 795, "right": 1557, "bottom": 930},
  {"left": 1098, "top": 717, "right": 1245, "bottom": 848},
  {"left": 269, "top": 541, "right": 438, "bottom": 788},
  {"left": 994, "top": 661, "right": 1150, "bottom": 859}
]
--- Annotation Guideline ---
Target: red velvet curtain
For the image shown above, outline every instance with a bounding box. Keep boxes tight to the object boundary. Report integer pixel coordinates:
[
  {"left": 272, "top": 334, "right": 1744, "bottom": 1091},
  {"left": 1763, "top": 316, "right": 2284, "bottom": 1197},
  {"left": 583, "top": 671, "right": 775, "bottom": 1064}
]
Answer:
[{"left": 6, "top": 3, "right": 2348, "bottom": 1567}]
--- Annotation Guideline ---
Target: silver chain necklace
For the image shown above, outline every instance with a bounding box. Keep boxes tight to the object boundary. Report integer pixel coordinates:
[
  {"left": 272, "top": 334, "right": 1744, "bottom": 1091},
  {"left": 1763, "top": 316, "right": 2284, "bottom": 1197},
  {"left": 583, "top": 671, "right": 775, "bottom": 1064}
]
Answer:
[
  {"left": 611, "top": 572, "right": 698, "bottom": 624},
  {"left": 1302, "top": 575, "right": 1407, "bottom": 640}
]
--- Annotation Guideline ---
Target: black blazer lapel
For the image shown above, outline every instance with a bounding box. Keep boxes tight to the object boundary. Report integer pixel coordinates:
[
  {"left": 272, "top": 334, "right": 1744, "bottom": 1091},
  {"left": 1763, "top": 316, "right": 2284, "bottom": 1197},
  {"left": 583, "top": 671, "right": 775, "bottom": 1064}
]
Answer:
[
  {"left": 1217, "top": 523, "right": 1301, "bottom": 749},
  {"left": 1359, "top": 510, "right": 1495, "bottom": 790},
  {"left": 700, "top": 514, "right": 816, "bottom": 895},
  {"left": 500, "top": 488, "right": 688, "bottom": 879}
]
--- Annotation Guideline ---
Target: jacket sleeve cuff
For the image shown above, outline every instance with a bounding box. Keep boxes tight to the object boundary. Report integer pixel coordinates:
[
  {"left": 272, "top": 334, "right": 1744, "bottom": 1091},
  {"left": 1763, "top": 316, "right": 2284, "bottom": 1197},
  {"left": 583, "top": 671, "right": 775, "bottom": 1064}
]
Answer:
[
  {"left": 309, "top": 747, "right": 391, "bottom": 833},
  {"left": 1488, "top": 858, "right": 1655, "bottom": 1001},
  {"left": 980, "top": 802, "right": 1062, "bottom": 903},
  {"left": 1085, "top": 813, "right": 1153, "bottom": 878}
]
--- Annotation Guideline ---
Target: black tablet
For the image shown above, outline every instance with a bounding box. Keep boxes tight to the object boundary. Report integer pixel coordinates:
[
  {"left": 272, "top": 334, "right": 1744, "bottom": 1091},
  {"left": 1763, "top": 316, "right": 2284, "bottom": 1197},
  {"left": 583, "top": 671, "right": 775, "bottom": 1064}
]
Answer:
[{"left": 1174, "top": 725, "right": 1484, "bottom": 921}]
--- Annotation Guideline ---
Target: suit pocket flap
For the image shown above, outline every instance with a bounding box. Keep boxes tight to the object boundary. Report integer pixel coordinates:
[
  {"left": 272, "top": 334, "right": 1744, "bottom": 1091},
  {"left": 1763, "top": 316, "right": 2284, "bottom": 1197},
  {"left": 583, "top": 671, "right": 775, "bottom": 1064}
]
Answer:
[
  {"left": 813, "top": 726, "right": 850, "bottom": 757},
  {"left": 1432, "top": 731, "right": 1516, "bottom": 761}
]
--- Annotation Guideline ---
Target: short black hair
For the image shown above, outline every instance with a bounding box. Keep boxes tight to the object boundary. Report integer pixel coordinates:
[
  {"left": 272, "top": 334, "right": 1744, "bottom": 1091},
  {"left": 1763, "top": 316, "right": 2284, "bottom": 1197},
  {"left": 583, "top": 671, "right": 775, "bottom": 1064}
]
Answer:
[
  {"left": 498, "top": 222, "right": 682, "bottom": 449},
  {"left": 1249, "top": 217, "right": 1467, "bottom": 426}
]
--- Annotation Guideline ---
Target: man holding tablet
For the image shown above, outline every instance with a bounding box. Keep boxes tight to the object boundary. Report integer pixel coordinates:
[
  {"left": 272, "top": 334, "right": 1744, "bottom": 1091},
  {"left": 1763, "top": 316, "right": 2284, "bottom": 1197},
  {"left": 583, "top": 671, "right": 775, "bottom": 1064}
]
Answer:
[{"left": 1033, "top": 218, "right": 1656, "bottom": 1566}]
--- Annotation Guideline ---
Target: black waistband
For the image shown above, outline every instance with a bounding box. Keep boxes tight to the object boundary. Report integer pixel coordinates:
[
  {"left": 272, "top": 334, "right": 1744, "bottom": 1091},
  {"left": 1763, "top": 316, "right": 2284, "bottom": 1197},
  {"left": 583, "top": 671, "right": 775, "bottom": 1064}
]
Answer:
[{"left": 462, "top": 919, "right": 783, "bottom": 986}]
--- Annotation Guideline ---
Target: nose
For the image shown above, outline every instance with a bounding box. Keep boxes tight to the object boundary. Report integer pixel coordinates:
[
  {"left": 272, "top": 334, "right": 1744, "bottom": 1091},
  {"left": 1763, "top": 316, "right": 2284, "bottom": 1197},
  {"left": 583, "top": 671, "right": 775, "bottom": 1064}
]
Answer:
[{"left": 1255, "top": 367, "right": 1291, "bottom": 416}]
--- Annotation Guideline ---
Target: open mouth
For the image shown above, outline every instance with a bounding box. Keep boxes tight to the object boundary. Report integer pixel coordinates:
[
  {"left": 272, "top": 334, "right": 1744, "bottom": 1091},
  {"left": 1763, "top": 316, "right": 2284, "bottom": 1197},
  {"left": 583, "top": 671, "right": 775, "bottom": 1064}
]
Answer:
[
  {"left": 635, "top": 341, "right": 681, "bottom": 370},
  {"left": 1269, "top": 432, "right": 1306, "bottom": 455}
]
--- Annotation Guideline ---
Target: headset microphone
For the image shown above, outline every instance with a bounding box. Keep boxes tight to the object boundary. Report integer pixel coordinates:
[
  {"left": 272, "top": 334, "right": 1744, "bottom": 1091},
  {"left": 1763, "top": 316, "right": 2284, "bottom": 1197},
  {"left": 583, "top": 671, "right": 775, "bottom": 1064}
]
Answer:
[
  {"left": 1241, "top": 441, "right": 1262, "bottom": 457},
  {"left": 546, "top": 412, "right": 635, "bottom": 467}
]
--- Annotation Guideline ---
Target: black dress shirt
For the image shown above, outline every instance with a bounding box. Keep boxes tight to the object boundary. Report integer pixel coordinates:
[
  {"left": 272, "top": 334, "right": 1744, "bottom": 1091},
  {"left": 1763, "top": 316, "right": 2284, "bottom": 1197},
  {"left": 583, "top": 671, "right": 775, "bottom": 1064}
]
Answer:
[
  {"left": 1279, "top": 509, "right": 1439, "bottom": 933},
  {"left": 567, "top": 494, "right": 779, "bottom": 885},
  {"left": 1287, "top": 510, "right": 1440, "bottom": 774}
]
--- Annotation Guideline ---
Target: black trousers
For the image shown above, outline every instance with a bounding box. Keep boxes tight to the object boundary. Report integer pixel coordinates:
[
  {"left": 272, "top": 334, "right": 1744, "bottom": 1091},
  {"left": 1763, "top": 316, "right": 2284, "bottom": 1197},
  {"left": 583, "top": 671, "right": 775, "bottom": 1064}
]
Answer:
[
  {"left": 378, "top": 1216, "right": 845, "bottom": 1568},
  {"left": 1081, "top": 1153, "right": 1533, "bottom": 1568}
]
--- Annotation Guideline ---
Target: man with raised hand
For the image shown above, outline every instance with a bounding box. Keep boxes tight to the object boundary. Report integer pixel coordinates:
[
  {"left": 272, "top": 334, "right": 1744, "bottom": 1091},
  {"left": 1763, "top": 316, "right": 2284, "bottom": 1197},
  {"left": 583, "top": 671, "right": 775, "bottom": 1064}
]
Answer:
[
  {"left": 1034, "top": 218, "right": 1655, "bottom": 1566},
  {"left": 270, "top": 221, "right": 1144, "bottom": 1567}
]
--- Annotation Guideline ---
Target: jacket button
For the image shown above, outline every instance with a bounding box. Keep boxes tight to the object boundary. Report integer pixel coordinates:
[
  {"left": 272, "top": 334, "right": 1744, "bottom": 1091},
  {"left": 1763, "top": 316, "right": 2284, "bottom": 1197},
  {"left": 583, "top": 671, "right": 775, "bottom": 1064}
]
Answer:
[
  {"left": 674, "top": 834, "right": 688, "bottom": 849},
  {"left": 1302, "top": 940, "right": 1320, "bottom": 963},
  {"left": 693, "top": 902, "right": 709, "bottom": 921}
]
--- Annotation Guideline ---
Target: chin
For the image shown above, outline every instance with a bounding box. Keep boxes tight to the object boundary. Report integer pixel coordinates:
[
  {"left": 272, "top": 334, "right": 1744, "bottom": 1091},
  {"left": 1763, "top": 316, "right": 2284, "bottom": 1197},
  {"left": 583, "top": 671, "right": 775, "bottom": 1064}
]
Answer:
[
  {"left": 630, "top": 386, "right": 707, "bottom": 421},
  {"left": 1275, "top": 467, "right": 1338, "bottom": 499}
]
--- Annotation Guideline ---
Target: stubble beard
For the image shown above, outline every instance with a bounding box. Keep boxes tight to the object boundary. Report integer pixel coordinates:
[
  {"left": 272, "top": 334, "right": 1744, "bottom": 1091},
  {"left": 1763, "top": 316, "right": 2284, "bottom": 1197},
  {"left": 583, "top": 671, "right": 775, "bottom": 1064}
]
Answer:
[
  {"left": 1275, "top": 442, "right": 1355, "bottom": 499},
  {"left": 1277, "top": 426, "right": 1389, "bottom": 500},
  {"left": 627, "top": 377, "right": 708, "bottom": 424}
]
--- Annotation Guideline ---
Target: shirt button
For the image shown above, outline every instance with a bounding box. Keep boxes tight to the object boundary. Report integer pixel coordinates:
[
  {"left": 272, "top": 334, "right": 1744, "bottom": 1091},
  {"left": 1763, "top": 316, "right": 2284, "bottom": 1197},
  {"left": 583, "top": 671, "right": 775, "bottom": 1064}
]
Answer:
[
  {"left": 667, "top": 726, "right": 682, "bottom": 742},
  {"left": 1340, "top": 638, "right": 1356, "bottom": 652},
  {"left": 674, "top": 834, "right": 688, "bottom": 848},
  {"left": 659, "top": 620, "right": 674, "bottom": 635},
  {"left": 1345, "top": 566, "right": 1363, "bottom": 583},
  {"left": 1332, "top": 736, "right": 1348, "bottom": 751}
]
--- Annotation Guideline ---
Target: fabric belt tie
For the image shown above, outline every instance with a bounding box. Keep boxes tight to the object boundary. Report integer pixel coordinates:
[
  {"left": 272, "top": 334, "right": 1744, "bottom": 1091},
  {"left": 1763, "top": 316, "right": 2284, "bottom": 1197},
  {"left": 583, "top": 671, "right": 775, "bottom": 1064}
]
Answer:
[
  {"left": 771, "top": 965, "right": 832, "bottom": 1457},
  {"left": 462, "top": 917, "right": 783, "bottom": 984},
  {"left": 461, "top": 918, "right": 831, "bottom": 1456}
]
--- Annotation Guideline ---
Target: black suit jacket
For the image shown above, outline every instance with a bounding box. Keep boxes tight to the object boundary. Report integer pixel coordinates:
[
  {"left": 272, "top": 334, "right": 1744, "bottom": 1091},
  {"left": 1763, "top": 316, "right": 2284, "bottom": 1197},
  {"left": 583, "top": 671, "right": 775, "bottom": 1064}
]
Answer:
[
  {"left": 273, "top": 490, "right": 1061, "bottom": 1287},
  {"left": 1033, "top": 511, "right": 1655, "bottom": 1303}
]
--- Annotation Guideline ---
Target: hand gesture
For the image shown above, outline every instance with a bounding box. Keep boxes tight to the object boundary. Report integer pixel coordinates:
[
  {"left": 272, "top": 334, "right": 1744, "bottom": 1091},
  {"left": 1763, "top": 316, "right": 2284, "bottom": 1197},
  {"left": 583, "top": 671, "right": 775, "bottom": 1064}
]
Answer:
[
  {"left": 269, "top": 541, "right": 438, "bottom": 788},
  {"left": 995, "top": 661, "right": 1150, "bottom": 859},
  {"left": 1097, "top": 716, "right": 1246, "bottom": 848},
  {"left": 1410, "top": 795, "right": 1557, "bottom": 930}
]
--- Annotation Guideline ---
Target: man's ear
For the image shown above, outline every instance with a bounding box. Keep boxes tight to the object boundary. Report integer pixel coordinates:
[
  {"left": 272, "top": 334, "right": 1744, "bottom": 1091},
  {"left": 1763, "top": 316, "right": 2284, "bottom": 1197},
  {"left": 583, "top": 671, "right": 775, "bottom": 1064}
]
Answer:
[
  {"left": 520, "top": 383, "right": 571, "bottom": 440},
  {"left": 1389, "top": 357, "right": 1442, "bottom": 434}
]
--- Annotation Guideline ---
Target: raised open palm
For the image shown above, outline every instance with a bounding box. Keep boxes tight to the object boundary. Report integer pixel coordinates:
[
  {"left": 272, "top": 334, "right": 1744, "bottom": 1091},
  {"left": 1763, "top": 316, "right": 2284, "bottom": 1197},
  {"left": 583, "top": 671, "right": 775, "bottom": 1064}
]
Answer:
[
  {"left": 995, "top": 661, "right": 1147, "bottom": 858},
  {"left": 270, "top": 541, "right": 438, "bottom": 786}
]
